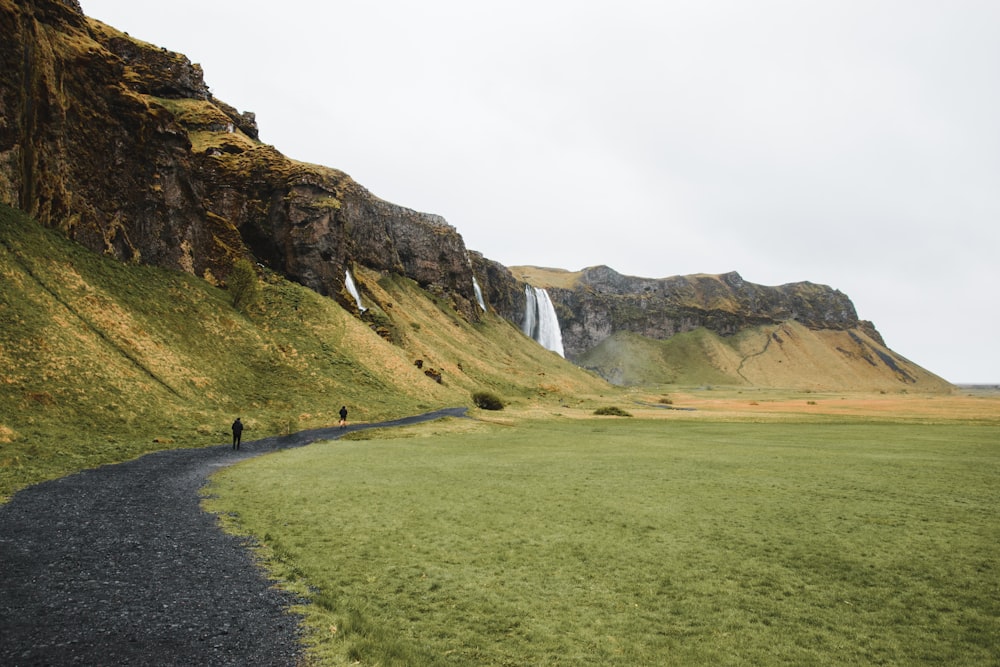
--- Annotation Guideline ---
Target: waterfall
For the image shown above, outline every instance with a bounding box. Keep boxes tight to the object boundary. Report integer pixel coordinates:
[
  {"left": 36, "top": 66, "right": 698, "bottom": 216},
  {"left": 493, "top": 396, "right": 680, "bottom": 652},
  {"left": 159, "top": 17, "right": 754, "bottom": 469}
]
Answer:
[
  {"left": 472, "top": 276, "right": 487, "bottom": 311},
  {"left": 345, "top": 269, "right": 366, "bottom": 313},
  {"left": 522, "top": 285, "right": 564, "bottom": 357}
]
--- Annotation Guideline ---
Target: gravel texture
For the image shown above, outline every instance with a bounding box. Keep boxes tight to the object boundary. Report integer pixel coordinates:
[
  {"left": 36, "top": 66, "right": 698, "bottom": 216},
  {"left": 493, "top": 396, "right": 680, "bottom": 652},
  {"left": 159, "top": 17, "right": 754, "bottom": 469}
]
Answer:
[{"left": 0, "top": 408, "right": 466, "bottom": 666}]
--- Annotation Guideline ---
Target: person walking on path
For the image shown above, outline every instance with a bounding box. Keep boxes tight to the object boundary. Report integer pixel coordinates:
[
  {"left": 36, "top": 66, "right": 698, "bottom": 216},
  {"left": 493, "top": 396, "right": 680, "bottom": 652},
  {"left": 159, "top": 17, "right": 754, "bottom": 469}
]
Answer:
[
  {"left": 232, "top": 417, "right": 244, "bottom": 449},
  {"left": 339, "top": 406, "right": 348, "bottom": 429}
]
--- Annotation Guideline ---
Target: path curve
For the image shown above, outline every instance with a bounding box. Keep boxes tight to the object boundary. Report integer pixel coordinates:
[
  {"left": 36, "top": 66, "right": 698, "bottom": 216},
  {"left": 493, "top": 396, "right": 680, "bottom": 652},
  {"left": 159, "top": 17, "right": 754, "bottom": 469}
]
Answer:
[{"left": 0, "top": 407, "right": 467, "bottom": 666}]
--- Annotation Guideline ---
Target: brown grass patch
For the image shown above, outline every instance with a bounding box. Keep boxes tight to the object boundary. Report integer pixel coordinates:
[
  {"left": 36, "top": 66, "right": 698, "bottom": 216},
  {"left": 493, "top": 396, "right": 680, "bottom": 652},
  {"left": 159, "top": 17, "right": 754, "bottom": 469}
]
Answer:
[
  {"left": 508, "top": 266, "right": 583, "bottom": 289},
  {"left": 653, "top": 389, "right": 1000, "bottom": 423}
]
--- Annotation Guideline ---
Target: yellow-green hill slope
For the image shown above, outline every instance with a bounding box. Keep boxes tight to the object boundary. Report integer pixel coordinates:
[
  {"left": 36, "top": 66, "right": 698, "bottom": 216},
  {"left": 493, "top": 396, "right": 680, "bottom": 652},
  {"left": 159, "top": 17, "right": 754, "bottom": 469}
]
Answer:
[
  {"left": 577, "top": 324, "right": 953, "bottom": 392},
  {"left": 0, "top": 204, "right": 608, "bottom": 498}
]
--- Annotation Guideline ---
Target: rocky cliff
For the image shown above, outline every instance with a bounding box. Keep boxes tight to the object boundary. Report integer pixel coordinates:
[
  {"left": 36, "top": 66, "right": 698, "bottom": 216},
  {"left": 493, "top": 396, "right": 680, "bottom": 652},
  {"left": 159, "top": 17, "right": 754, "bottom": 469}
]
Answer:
[
  {"left": 510, "top": 265, "right": 951, "bottom": 390},
  {"left": 0, "top": 0, "right": 950, "bottom": 391},
  {"left": 0, "top": 0, "right": 480, "bottom": 318},
  {"left": 512, "top": 265, "right": 884, "bottom": 359}
]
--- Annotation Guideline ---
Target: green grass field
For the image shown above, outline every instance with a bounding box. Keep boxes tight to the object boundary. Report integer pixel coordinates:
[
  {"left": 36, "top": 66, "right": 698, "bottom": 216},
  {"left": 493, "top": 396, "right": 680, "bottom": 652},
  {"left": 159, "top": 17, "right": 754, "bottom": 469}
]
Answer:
[{"left": 204, "top": 418, "right": 1000, "bottom": 666}]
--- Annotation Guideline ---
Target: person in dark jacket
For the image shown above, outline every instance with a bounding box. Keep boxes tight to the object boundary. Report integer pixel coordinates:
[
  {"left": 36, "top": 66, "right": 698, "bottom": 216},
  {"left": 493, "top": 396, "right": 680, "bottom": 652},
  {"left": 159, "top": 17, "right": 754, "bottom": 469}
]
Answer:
[
  {"left": 232, "top": 418, "right": 244, "bottom": 450},
  {"left": 339, "top": 406, "right": 348, "bottom": 429}
]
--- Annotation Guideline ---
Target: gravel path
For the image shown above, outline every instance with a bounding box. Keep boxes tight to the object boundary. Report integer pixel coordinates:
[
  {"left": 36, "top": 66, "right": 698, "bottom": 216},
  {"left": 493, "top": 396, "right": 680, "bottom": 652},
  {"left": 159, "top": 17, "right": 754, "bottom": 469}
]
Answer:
[{"left": 0, "top": 408, "right": 467, "bottom": 666}]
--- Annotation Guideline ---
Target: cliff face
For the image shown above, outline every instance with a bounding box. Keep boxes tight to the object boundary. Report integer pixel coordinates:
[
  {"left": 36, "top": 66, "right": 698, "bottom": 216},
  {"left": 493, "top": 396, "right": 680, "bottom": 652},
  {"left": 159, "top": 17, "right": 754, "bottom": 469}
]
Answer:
[
  {"left": 0, "top": 0, "right": 886, "bottom": 345},
  {"left": 533, "top": 265, "right": 885, "bottom": 360},
  {"left": 468, "top": 252, "right": 526, "bottom": 324},
  {"left": 0, "top": 0, "right": 949, "bottom": 391},
  {"left": 0, "top": 0, "right": 480, "bottom": 318},
  {"left": 506, "top": 264, "right": 949, "bottom": 391}
]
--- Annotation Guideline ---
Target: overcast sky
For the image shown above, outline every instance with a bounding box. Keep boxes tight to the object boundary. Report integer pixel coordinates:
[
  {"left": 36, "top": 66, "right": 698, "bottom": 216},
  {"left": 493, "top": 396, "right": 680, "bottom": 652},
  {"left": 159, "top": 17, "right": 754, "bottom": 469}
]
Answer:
[{"left": 82, "top": 0, "right": 1000, "bottom": 384}]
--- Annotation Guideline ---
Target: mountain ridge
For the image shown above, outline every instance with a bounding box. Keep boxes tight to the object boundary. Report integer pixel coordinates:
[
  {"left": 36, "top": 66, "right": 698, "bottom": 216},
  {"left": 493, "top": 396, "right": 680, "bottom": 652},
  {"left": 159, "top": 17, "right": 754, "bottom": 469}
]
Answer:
[
  {"left": 0, "top": 0, "right": 951, "bottom": 393},
  {"left": 509, "top": 265, "right": 949, "bottom": 390}
]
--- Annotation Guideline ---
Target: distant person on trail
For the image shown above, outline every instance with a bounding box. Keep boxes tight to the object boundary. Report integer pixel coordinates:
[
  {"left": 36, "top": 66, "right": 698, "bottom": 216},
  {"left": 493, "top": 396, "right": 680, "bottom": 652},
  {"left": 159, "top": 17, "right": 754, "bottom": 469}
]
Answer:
[
  {"left": 232, "top": 418, "right": 243, "bottom": 450},
  {"left": 339, "top": 406, "right": 348, "bottom": 429}
]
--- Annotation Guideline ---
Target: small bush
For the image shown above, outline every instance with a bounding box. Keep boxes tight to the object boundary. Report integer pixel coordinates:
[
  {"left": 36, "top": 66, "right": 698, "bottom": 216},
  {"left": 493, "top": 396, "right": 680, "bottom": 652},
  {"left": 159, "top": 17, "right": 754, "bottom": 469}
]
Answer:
[
  {"left": 594, "top": 406, "right": 632, "bottom": 417},
  {"left": 472, "top": 391, "right": 504, "bottom": 411},
  {"left": 228, "top": 258, "right": 260, "bottom": 312}
]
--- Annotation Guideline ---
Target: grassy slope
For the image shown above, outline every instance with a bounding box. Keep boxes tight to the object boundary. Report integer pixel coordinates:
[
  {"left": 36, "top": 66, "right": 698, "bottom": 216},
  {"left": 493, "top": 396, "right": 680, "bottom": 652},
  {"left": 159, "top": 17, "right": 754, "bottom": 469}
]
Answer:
[
  {"left": 577, "top": 329, "right": 737, "bottom": 387},
  {"left": 577, "top": 324, "right": 953, "bottom": 392},
  {"left": 0, "top": 204, "right": 609, "bottom": 499},
  {"left": 509, "top": 265, "right": 584, "bottom": 289}
]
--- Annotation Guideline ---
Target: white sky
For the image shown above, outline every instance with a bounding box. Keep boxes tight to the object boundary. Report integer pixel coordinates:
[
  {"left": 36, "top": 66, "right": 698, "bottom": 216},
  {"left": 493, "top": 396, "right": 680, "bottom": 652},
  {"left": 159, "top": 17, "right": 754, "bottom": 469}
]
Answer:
[{"left": 82, "top": 0, "right": 1000, "bottom": 384}]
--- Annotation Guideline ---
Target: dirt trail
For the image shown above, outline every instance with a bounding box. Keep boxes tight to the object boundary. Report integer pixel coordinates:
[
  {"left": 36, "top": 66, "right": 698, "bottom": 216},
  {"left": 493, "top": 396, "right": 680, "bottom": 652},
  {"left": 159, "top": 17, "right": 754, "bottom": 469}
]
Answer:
[{"left": 0, "top": 407, "right": 466, "bottom": 666}]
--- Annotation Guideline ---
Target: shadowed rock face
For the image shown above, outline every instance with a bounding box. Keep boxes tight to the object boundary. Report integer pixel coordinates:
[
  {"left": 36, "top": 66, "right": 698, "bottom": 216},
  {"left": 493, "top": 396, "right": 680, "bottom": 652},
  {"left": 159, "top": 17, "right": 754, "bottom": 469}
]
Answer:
[
  {"left": 0, "top": 0, "right": 479, "bottom": 319},
  {"left": 468, "top": 252, "right": 527, "bottom": 325}
]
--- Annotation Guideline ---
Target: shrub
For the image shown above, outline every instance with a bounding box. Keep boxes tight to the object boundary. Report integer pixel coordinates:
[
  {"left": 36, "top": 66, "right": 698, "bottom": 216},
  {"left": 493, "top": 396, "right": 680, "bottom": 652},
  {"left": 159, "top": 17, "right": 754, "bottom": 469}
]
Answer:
[
  {"left": 228, "top": 258, "right": 260, "bottom": 312},
  {"left": 472, "top": 391, "right": 504, "bottom": 411},
  {"left": 594, "top": 406, "right": 632, "bottom": 417}
]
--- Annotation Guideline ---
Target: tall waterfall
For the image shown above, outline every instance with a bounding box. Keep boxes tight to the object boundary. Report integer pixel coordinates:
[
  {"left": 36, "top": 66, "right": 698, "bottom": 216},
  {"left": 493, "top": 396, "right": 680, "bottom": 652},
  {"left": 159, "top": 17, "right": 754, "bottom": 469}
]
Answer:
[
  {"left": 522, "top": 286, "right": 564, "bottom": 357},
  {"left": 472, "top": 276, "right": 487, "bottom": 311},
  {"left": 345, "top": 269, "right": 366, "bottom": 313}
]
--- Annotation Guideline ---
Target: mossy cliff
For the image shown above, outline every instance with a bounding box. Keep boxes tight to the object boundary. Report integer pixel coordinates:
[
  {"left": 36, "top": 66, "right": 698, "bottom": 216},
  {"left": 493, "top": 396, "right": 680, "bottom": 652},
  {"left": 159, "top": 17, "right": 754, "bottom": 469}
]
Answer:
[
  {"left": 513, "top": 265, "right": 952, "bottom": 391},
  {"left": 516, "top": 265, "right": 878, "bottom": 354},
  {"left": 0, "top": 0, "right": 479, "bottom": 318},
  {"left": 0, "top": 0, "right": 951, "bottom": 393}
]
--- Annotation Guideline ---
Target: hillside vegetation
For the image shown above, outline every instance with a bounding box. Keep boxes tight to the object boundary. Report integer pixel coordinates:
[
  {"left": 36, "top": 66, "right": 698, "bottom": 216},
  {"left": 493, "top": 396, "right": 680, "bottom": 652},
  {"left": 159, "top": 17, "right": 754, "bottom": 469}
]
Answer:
[
  {"left": 0, "top": 204, "right": 609, "bottom": 498},
  {"left": 576, "top": 325, "right": 954, "bottom": 391}
]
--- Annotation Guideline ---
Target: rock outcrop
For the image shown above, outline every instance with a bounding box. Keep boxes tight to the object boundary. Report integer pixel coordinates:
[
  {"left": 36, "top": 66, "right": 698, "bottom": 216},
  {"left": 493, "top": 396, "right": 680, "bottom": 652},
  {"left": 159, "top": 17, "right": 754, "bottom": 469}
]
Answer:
[
  {"left": 0, "top": 0, "right": 480, "bottom": 318},
  {"left": 468, "top": 252, "right": 526, "bottom": 323},
  {"left": 515, "top": 265, "right": 884, "bottom": 360}
]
